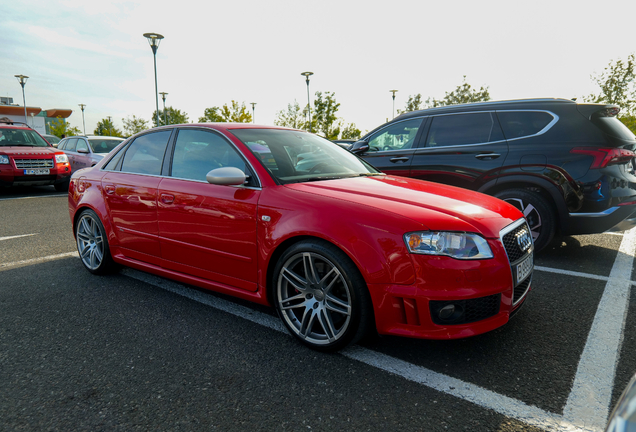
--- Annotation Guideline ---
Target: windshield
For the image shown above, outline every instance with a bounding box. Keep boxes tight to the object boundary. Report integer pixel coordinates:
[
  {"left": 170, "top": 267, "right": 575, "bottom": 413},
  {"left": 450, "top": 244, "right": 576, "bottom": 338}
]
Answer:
[
  {"left": 89, "top": 139, "right": 123, "bottom": 154},
  {"left": 0, "top": 128, "right": 50, "bottom": 147},
  {"left": 230, "top": 129, "right": 380, "bottom": 184}
]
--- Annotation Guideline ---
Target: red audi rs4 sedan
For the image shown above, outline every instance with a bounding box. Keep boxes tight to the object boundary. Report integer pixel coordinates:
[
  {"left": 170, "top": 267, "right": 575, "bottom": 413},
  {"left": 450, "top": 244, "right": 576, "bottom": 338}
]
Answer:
[{"left": 69, "top": 124, "right": 533, "bottom": 351}]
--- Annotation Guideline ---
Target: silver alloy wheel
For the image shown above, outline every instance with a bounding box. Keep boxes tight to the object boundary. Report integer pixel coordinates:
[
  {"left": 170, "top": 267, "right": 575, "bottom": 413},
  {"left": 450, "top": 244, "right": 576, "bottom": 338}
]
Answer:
[
  {"left": 76, "top": 213, "right": 105, "bottom": 271},
  {"left": 277, "top": 251, "right": 352, "bottom": 346},
  {"left": 504, "top": 197, "right": 542, "bottom": 241}
]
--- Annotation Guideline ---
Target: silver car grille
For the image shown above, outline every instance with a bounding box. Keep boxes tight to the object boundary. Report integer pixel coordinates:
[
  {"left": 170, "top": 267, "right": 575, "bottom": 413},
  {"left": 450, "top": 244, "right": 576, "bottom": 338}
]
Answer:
[{"left": 14, "top": 158, "right": 54, "bottom": 169}]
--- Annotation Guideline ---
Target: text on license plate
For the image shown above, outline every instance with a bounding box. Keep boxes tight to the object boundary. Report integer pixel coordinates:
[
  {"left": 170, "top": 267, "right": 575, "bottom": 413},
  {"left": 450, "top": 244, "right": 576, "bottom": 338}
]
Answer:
[
  {"left": 516, "top": 253, "right": 533, "bottom": 283},
  {"left": 24, "top": 169, "right": 50, "bottom": 175}
]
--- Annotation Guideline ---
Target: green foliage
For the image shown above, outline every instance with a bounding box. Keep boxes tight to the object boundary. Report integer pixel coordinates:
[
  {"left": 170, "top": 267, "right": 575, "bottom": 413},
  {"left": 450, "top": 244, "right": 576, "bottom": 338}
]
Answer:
[
  {"left": 399, "top": 94, "right": 423, "bottom": 114},
  {"left": 94, "top": 118, "right": 123, "bottom": 137},
  {"left": 341, "top": 123, "right": 362, "bottom": 140},
  {"left": 152, "top": 107, "right": 189, "bottom": 127},
  {"left": 313, "top": 91, "right": 341, "bottom": 140},
  {"left": 48, "top": 117, "right": 81, "bottom": 137},
  {"left": 427, "top": 76, "right": 491, "bottom": 107},
  {"left": 587, "top": 53, "right": 636, "bottom": 134},
  {"left": 199, "top": 101, "right": 252, "bottom": 123},
  {"left": 122, "top": 115, "right": 149, "bottom": 136},
  {"left": 274, "top": 101, "right": 306, "bottom": 129}
]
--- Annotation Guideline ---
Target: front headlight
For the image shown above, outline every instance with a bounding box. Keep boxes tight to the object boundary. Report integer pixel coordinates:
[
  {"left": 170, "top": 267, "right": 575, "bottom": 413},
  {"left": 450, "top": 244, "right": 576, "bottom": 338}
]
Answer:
[
  {"left": 404, "top": 231, "right": 493, "bottom": 259},
  {"left": 0, "top": 155, "right": 8, "bottom": 164},
  {"left": 55, "top": 154, "right": 68, "bottom": 164}
]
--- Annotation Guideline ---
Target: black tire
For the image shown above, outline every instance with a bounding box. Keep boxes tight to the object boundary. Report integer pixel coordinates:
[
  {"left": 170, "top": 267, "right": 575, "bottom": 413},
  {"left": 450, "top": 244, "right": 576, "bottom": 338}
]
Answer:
[
  {"left": 54, "top": 178, "right": 69, "bottom": 192},
  {"left": 494, "top": 188, "right": 556, "bottom": 252},
  {"left": 75, "top": 209, "right": 117, "bottom": 275},
  {"left": 272, "top": 240, "right": 372, "bottom": 352}
]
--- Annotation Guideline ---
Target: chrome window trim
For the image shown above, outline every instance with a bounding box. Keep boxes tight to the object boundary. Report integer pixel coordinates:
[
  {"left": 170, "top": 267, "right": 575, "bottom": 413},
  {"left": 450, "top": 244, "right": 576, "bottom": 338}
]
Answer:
[
  {"left": 569, "top": 207, "right": 619, "bottom": 217},
  {"left": 496, "top": 110, "right": 559, "bottom": 142}
]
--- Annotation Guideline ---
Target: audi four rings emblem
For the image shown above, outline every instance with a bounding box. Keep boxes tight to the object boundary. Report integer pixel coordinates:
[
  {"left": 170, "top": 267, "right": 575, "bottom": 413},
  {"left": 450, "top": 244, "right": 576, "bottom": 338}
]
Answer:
[{"left": 516, "top": 228, "right": 532, "bottom": 252}]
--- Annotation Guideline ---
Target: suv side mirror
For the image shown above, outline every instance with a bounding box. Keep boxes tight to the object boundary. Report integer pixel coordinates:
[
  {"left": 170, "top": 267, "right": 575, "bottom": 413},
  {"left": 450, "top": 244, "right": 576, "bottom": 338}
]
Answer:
[{"left": 350, "top": 140, "right": 369, "bottom": 155}]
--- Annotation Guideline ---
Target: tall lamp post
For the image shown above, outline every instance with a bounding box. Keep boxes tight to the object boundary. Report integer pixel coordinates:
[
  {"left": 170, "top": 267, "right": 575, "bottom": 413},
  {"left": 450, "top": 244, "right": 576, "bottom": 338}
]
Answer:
[
  {"left": 250, "top": 102, "right": 256, "bottom": 124},
  {"left": 390, "top": 89, "right": 398, "bottom": 119},
  {"left": 159, "top": 92, "right": 168, "bottom": 125},
  {"left": 15, "top": 75, "right": 29, "bottom": 123},
  {"left": 78, "top": 104, "right": 86, "bottom": 135},
  {"left": 301, "top": 71, "right": 313, "bottom": 132},
  {"left": 143, "top": 32, "right": 164, "bottom": 127}
]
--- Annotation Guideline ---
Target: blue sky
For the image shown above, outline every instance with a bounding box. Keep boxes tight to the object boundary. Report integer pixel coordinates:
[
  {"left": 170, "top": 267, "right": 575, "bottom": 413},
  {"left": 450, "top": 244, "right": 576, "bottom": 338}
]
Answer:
[{"left": 2, "top": 0, "right": 635, "bottom": 135}]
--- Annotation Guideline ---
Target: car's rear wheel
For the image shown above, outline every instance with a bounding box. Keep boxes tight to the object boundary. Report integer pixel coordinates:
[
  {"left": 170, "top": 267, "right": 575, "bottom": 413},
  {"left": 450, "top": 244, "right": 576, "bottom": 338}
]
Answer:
[
  {"left": 273, "top": 240, "right": 372, "bottom": 352},
  {"left": 495, "top": 188, "right": 555, "bottom": 252},
  {"left": 75, "top": 209, "right": 117, "bottom": 275}
]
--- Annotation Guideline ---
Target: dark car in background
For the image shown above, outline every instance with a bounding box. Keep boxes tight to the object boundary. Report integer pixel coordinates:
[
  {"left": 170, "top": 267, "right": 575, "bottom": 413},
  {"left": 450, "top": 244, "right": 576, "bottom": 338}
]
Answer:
[
  {"left": 57, "top": 136, "right": 125, "bottom": 172},
  {"left": 350, "top": 99, "right": 636, "bottom": 251}
]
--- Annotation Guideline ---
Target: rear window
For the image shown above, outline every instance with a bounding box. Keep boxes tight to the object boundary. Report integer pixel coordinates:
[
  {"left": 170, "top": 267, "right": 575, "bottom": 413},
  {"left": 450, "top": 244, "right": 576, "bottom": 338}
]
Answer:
[
  {"left": 497, "top": 111, "right": 555, "bottom": 139},
  {"left": 592, "top": 117, "right": 636, "bottom": 141}
]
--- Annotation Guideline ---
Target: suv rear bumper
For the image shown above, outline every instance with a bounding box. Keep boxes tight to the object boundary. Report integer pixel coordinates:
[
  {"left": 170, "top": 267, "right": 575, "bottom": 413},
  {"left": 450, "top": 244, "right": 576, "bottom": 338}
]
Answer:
[{"left": 565, "top": 205, "right": 636, "bottom": 235}]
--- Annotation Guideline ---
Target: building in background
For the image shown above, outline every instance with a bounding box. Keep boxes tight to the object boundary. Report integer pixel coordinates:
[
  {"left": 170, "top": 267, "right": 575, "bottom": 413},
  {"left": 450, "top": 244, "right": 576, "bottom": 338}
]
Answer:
[{"left": 0, "top": 96, "right": 72, "bottom": 135}]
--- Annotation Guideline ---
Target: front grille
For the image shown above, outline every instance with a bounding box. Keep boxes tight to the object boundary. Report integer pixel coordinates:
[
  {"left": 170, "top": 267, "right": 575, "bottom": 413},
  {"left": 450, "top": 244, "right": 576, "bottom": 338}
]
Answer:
[
  {"left": 430, "top": 294, "right": 500, "bottom": 325},
  {"left": 514, "top": 276, "right": 532, "bottom": 304},
  {"left": 501, "top": 222, "right": 532, "bottom": 262},
  {"left": 500, "top": 219, "right": 534, "bottom": 306},
  {"left": 14, "top": 158, "right": 54, "bottom": 169}
]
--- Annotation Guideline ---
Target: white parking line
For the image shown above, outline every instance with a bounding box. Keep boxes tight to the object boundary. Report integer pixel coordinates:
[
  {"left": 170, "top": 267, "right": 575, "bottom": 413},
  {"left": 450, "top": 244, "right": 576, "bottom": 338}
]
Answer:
[
  {"left": 0, "top": 251, "right": 78, "bottom": 269},
  {"left": 0, "top": 233, "right": 39, "bottom": 242}
]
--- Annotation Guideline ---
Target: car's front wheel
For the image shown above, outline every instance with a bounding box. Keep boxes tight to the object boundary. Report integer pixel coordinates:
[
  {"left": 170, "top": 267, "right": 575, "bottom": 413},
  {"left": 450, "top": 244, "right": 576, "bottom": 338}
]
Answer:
[
  {"left": 273, "top": 240, "right": 372, "bottom": 352},
  {"left": 495, "top": 188, "right": 556, "bottom": 252},
  {"left": 75, "top": 209, "right": 117, "bottom": 275}
]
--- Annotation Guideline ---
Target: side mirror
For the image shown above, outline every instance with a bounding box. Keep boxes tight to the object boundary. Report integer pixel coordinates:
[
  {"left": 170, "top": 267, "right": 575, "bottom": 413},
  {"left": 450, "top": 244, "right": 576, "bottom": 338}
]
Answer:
[
  {"left": 77, "top": 148, "right": 89, "bottom": 154},
  {"left": 206, "top": 167, "right": 247, "bottom": 186},
  {"left": 350, "top": 140, "right": 369, "bottom": 155}
]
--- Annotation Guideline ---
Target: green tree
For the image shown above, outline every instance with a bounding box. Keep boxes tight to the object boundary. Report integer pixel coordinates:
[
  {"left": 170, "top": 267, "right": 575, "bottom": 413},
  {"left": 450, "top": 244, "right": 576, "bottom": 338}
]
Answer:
[
  {"left": 313, "top": 91, "right": 341, "bottom": 140},
  {"left": 152, "top": 107, "right": 189, "bottom": 127},
  {"left": 398, "top": 94, "right": 423, "bottom": 114},
  {"left": 587, "top": 53, "right": 636, "bottom": 133},
  {"left": 48, "top": 117, "right": 81, "bottom": 137},
  {"left": 274, "top": 101, "right": 306, "bottom": 129},
  {"left": 198, "top": 107, "right": 225, "bottom": 122},
  {"left": 94, "top": 118, "right": 123, "bottom": 137},
  {"left": 122, "top": 115, "right": 149, "bottom": 136},
  {"left": 199, "top": 101, "right": 252, "bottom": 123},
  {"left": 341, "top": 123, "right": 362, "bottom": 140},
  {"left": 426, "top": 76, "right": 491, "bottom": 107}
]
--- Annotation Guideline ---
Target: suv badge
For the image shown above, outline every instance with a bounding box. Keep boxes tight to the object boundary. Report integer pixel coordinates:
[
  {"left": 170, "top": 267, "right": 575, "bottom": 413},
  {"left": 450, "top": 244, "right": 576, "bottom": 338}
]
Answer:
[{"left": 516, "top": 228, "right": 532, "bottom": 252}]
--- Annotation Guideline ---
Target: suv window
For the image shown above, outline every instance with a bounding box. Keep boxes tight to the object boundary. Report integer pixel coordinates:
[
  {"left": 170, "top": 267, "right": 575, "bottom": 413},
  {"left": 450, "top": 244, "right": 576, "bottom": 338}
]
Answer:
[
  {"left": 367, "top": 118, "right": 423, "bottom": 152},
  {"left": 171, "top": 129, "right": 248, "bottom": 181},
  {"left": 426, "top": 112, "right": 504, "bottom": 147},
  {"left": 120, "top": 131, "right": 171, "bottom": 175},
  {"left": 497, "top": 111, "right": 554, "bottom": 139}
]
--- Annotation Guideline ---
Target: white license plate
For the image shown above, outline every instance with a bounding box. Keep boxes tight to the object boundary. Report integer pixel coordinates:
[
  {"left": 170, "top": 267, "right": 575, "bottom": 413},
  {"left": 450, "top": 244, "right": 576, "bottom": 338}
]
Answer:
[
  {"left": 24, "top": 169, "right": 50, "bottom": 175},
  {"left": 516, "top": 253, "right": 533, "bottom": 283}
]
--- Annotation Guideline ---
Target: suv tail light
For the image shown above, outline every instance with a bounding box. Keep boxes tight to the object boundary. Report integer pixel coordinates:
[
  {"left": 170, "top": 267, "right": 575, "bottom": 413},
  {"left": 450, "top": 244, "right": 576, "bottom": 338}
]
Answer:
[{"left": 570, "top": 147, "right": 635, "bottom": 168}]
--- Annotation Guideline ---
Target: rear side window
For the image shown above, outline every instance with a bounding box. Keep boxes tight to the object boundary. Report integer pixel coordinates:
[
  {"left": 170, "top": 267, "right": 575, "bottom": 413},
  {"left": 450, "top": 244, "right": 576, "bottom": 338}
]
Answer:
[
  {"left": 497, "top": 111, "right": 554, "bottom": 139},
  {"left": 120, "top": 131, "right": 171, "bottom": 175},
  {"left": 426, "top": 112, "right": 504, "bottom": 147}
]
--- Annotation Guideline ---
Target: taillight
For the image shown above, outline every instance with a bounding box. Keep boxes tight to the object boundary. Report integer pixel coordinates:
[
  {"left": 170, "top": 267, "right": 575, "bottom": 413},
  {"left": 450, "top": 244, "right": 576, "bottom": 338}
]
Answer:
[{"left": 570, "top": 147, "right": 635, "bottom": 168}]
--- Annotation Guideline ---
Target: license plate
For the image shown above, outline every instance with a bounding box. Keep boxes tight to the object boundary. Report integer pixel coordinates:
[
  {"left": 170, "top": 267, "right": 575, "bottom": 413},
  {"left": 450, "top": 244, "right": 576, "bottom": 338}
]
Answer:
[
  {"left": 24, "top": 169, "right": 50, "bottom": 175},
  {"left": 516, "top": 253, "right": 533, "bottom": 283}
]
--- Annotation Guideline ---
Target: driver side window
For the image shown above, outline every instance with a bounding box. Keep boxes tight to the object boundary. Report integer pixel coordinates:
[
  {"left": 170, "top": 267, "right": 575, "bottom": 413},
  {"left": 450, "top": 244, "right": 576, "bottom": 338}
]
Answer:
[{"left": 367, "top": 118, "right": 423, "bottom": 152}]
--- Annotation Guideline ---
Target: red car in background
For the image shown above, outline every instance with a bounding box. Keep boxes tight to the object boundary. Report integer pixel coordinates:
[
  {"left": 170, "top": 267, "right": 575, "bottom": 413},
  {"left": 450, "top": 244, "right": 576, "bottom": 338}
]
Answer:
[
  {"left": 0, "top": 118, "right": 72, "bottom": 191},
  {"left": 69, "top": 124, "right": 533, "bottom": 351}
]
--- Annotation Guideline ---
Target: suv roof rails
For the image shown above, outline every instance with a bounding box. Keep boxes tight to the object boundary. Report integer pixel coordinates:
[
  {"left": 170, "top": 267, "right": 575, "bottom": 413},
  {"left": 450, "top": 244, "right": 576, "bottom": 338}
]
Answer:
[{"left": 0, "top": 117, "right": 33, "bottom": 129}]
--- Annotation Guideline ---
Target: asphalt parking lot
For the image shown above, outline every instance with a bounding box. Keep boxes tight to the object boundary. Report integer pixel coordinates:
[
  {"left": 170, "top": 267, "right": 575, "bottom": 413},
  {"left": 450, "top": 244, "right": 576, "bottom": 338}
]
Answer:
[{"left": 1, "top": 186, "right": 634, "bottom": 432}]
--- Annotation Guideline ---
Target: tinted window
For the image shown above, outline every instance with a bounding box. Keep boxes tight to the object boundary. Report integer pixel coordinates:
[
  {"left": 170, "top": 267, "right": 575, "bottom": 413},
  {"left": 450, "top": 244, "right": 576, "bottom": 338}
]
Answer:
[
  {"left": 120, "top": 131, "right": 171, "bottom": 175},
  {"left": 426, "top": 113, "right": 504, "bottom": 147},
  {"left": 171, "top": 129, "right": 247, "bottom": 181},
  {"left": 367, "top": 118, "right": 423, "bottom": 152},
  {"left": 76, "top": 139, "right": 89, "bottom": 152},
  {"left": 497, "top": 111, "right": 554, "bottom": 139},
  {"left": 89, "top": 139, "right": 124, "bottom": 154},
  {"left": 65, "top": 138, "right": 78, "bottom": 152}
]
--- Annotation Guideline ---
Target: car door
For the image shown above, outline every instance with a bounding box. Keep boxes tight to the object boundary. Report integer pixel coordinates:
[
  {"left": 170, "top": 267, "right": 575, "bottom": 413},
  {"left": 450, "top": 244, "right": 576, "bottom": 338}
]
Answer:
[
  {"left": 408, "top": 111, "right": 509, "bottom": 190},
  {"left": 358, "top": 117, "right": 426, "bottom": 176},
  {"left": 101, "top": 129, "right": 173, "bottom": 265},
  {"left": 63, "top": 138, "right": 80, "bottom": 171},
  {"left": 157, "top": 128, "right": 261, "bottom": 292}
]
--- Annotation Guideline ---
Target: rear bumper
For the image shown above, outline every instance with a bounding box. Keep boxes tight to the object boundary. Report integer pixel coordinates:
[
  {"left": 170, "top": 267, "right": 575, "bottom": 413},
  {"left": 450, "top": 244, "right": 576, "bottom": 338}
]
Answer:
[{"left": 565, "top": 205, "right": 636, "bottom": 235}]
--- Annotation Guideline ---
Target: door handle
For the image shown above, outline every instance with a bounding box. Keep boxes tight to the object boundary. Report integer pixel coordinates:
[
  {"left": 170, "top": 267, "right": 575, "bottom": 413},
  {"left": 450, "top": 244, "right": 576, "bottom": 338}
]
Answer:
[
  {"left": 389, "top": 157, "right": 410, "bottom": 163},
  {"left": 104, "top": 184, "right": 115, "bottom": 194},
  {"left": 160, "top": 193, "right": 175, "bottom": 204},
  {"left": 475, "top": 153, "right": 501, "bottom": 160}
]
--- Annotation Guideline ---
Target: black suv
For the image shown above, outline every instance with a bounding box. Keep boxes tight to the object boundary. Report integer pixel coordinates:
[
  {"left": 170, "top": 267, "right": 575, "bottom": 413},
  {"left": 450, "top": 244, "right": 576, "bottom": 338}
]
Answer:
[{"left": 350, "top": 99, "right": 636, "bottom": 251}]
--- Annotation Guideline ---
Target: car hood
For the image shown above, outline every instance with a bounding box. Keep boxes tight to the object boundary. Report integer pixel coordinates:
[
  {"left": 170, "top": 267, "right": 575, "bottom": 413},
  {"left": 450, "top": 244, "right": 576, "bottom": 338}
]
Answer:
[
  {"left": 287, "top": 176, "right": 523, "bottom": 238},
  {"left": 0, "top": 145, "right": 58, "bottom": 155}
]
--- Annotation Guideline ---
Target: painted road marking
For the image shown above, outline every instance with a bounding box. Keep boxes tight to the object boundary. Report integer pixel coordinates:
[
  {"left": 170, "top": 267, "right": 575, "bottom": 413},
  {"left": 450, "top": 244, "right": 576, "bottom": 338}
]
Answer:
[
  {"left": 0, "top": 251, "right": 78, "bottom": 269},
  {"left": 0, "top": 233, "right": 39, "bottom": 242}
]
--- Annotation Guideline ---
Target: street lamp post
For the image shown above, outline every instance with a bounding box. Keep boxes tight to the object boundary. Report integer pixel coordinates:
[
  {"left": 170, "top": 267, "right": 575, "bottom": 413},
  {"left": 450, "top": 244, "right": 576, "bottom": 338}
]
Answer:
[
  {"left": 390, "top": 89, "right": 398, "bottom": 119},
  {"left": 14, "top": 75, "right": 29, "bottom": 123},
  {"left": 78, "top": 104, "right": 86, "bottom": 135},
  {"left": 143, "top": 32, "right": 164, "bottom": 127},
  {"left": 159, "top": 92, "right": 168, "bottom": 125},
  {"left": 250, "top": 102, "right": 256, "bottom": 124},
  {"left": 301, "top": 71, "right": 314, "bottom": 132}
]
